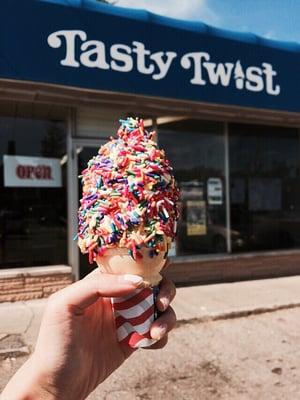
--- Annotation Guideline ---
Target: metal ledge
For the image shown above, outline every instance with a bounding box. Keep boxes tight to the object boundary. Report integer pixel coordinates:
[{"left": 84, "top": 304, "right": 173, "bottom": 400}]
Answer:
[
  {"left": 1, "top": 79, "right": 300, "bottom": 127},
  {"left": 170, "top": 249, "right": 300, "bottom": 264}
]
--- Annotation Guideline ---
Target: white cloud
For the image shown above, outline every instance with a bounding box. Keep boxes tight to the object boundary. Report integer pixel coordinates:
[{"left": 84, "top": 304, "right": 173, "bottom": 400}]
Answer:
[
  {"left": 116, "top": 0, "right": 220, "bottom": 25},
  {"left": 264, "top": 30, "right": 278, "bottom": 40}
]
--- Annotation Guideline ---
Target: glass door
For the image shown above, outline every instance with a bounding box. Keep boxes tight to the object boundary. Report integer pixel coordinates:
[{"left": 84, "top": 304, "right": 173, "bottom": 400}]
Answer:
[
  {"left": 69, "top": 117, "right": 156, "bottom": 279},
  {"left": 69, "top": 139, "right": 105, "bottom": 279}
]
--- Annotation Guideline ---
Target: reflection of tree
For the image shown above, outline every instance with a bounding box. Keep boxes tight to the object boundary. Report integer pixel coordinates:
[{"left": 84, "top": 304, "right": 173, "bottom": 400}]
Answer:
[
  {"left": 41, "top": 123, "right": 65, "bottom": 158},
  {"left": 175, "top": 167, "right": 222, "bottom": 182}
]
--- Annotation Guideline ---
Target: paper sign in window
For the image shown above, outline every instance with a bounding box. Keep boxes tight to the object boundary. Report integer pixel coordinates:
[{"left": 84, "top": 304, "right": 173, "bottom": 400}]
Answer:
[{"left": 3, "top": 155, "right": 62, "bottom": 188}]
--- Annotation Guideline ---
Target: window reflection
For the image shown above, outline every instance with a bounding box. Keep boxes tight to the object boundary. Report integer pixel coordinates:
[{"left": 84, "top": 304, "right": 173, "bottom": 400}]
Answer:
[
  {"left": 158, "top": 119, "right": 227, "bottom": 256},
  {"left": 0, "top": 103, "right": 67, "bottom": 267},
  {"left": 230, "top": 123, "right": 300, "bottom": 252}
]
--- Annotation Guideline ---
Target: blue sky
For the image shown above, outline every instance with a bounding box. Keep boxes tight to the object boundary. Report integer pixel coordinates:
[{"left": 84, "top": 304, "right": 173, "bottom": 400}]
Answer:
[{"left": 116, "top": 0, "right": 300, "bottom": 43}]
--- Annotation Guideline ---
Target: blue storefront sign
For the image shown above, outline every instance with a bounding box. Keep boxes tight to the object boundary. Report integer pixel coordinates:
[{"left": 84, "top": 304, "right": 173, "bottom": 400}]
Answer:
[{"left": 0, "top": 0, "right": 299, "bottom": 112}]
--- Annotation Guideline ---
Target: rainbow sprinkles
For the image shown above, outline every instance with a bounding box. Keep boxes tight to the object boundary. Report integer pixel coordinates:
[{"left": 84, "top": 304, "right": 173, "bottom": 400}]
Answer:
[{"left": 77, "top": 117, "right": 180, "bottom": 263}]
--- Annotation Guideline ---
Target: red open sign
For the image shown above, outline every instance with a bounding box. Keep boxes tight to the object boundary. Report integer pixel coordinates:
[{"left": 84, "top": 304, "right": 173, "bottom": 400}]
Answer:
[{"left": 16, "top": 164, "right": 53, "bottom": 180}]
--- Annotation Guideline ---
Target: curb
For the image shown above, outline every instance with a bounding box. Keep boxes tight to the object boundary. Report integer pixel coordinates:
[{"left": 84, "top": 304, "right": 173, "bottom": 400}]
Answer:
[
  {"left": 176, "top": 302, "right": 300, "bottom": 326},
  {"left": 1, "top": 302, "right": 300, "bottom": 359}
]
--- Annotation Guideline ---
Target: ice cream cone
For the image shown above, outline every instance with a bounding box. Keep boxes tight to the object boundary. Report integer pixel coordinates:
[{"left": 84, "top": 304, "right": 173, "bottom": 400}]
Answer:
[
  {"left": 77, "top": 118, "right": 180, "bottom": 348},
  {"left": 96, "top": 241, "right": 168, "bottom": 287}
]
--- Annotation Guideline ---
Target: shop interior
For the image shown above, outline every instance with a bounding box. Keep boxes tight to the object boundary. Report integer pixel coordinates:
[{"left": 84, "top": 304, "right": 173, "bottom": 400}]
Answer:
[{"left": 1, "top": 102, "right": 299, "bottom": 278}]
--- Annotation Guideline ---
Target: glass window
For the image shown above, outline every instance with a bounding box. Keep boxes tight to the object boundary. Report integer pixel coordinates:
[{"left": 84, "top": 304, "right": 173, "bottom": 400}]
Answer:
[
  {"left": 229, "top": 123, "right": 300, "bottom": 252},
  {"left": 158, "top": 118, "right": 226, "bottom": 256},
  {"left": 0, "top": 102, "right": 68, "bottom": 268}
]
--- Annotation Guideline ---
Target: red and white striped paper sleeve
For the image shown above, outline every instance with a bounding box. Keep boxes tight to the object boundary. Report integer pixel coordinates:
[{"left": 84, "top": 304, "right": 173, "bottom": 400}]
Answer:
[{"left": 112, "top": 287, "right": 158, "bottom": 348}]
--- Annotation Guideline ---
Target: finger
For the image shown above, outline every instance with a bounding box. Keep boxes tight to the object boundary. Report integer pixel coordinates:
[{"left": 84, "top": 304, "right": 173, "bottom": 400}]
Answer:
[
  {"left": 49, "top": 269, "right": 143, "bottom": 311},
  {"left": 156, "top": 277, "right": 176, "bottom": 312},
  {"left": 150, "top": 306, "right": 177, "bottom": 340},
  {"left": 146, "top": 334, "right": 168, "bottom": 350}
]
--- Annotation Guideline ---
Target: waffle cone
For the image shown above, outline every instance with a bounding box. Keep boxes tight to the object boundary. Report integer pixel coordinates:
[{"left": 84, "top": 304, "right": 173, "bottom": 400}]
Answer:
[{"left": 96, "top": 244, "right": 168, "bottom": 287}]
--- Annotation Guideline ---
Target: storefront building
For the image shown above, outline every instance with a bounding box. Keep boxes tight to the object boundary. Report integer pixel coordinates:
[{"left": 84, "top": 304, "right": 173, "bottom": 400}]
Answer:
[{"left": 0, "top": 0, "right": 300, "bottom": 301}]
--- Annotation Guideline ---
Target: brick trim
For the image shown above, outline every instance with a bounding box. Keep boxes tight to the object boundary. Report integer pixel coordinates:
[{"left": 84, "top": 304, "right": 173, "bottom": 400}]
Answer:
[
  {"left": 2, "top": 250, "right": 300, "bottom": 301},
  {"left": 0, "top": 266, "right": 73, "bottom": 302},
  {"left": 165, "top": 250, "right": 300, "bottom": 285}
]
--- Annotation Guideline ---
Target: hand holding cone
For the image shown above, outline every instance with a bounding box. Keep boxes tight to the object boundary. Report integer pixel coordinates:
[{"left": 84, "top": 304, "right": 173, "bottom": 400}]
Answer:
[{"left": 77, "top": 117, "right": 180, "bottom": 348}]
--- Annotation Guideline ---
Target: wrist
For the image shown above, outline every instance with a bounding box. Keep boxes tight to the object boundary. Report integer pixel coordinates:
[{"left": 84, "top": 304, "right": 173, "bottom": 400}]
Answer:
[
  {"left": 1, "top": 356, "right": 56, "bottom": 400},
  {"left": 24, "top": 355, "right": 58, "bottom": 400}
]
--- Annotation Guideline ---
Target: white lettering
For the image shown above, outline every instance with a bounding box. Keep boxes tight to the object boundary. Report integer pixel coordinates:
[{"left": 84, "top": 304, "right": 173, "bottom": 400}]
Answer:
[
  {"left": 203, "top": 62, "right": 234, "bottom": 86},
  {"left": 80, "top": 40, "right": 109, "bottom": 69},
  {"left": 150, "top": 51, "right": 177, "bottom": 80},
  {"left": 262, "top": 63, "right": 280, "bottom": 95},
  {"left": 245, "top": 66, "right": 264, "bottom": 92},
  {"left": 180, "top": 52, "right": 210, "bottom": 85},
  {"left": 132, "top": 41, "right": 155, "bottom": 74},
  {"left": 234, "top": 60, "right": 245, "bottom": 89},
  {"left": 47, "top": 30, "right": 281, "bottom": 97},
  {"left": 47, "top": 30, "right": 86, "bottom": 67},
  {"left": 110, "top": 44, "right": 133, "bottom": 72}
]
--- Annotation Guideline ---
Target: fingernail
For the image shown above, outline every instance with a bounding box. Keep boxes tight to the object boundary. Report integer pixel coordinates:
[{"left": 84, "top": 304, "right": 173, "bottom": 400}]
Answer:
[
  {"left": 153, "top": 323, "right": 168, "bottom": 340},
  {"left": 160, "top": 297, "right": 169, "bottom": 311},
  {"left": 121, "top": 274, "right": 143, "bottom": 285}
]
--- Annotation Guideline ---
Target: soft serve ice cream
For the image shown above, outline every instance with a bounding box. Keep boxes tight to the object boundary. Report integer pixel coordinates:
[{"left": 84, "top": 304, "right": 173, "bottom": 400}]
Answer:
[{"left": 77, "top": 117, "right": 179, "bottom": 347}]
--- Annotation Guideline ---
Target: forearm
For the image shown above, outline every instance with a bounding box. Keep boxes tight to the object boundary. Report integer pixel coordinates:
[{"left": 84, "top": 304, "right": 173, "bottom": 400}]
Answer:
[{"left": 1, "top": 357, "right": 56, "bottom": 400}]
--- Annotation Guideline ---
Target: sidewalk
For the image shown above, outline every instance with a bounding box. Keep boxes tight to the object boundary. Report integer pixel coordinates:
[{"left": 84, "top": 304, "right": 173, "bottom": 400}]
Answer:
[
  {"left": 1, "top": 275, "right": 300, "bottom": 356},
  {"left": 173, "top": 275, "right": 300, "bottom": 322}
]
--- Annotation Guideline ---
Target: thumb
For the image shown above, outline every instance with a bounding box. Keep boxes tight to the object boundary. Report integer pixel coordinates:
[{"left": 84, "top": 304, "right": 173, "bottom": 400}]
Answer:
[{"left": 49, "top": 268, "right": 143, "bottom": 310}]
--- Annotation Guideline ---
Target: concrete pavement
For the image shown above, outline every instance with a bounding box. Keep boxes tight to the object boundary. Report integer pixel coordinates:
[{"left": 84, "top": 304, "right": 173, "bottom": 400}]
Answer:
[
  {"left": 87, "top": 307, "right": 300, "bottom": 399},
  {"left": 2, "top": 306, "right": 300, "bottom": 399},
  {"left": 173, "top": 275, "right": 300, "bottom": 322},
  {"left": 1, "top": 275, "right": 300, "bottom": 356}
]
